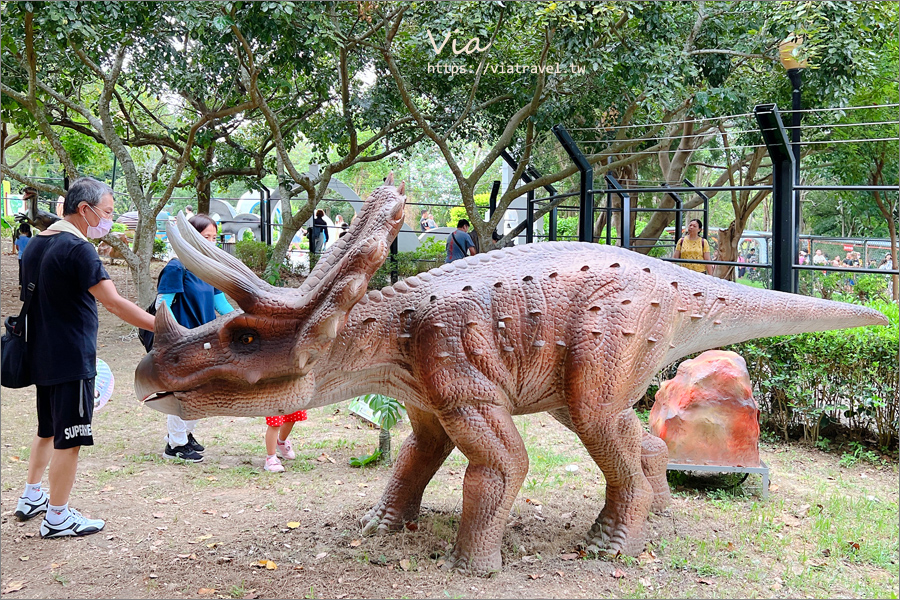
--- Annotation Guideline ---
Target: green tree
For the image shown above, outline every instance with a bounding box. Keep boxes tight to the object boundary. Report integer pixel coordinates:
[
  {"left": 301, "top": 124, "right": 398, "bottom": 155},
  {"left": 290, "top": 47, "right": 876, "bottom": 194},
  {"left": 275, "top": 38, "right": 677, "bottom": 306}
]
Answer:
[{"left": 1, "top": 2, "right": 260, "bottom": 304}]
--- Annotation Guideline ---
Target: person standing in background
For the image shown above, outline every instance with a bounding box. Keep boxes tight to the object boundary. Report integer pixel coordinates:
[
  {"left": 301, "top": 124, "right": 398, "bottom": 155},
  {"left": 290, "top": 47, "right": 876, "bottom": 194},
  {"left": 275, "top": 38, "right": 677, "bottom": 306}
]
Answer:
[{"left": 673, "top": 219, "right": 713, "bottom": 275}]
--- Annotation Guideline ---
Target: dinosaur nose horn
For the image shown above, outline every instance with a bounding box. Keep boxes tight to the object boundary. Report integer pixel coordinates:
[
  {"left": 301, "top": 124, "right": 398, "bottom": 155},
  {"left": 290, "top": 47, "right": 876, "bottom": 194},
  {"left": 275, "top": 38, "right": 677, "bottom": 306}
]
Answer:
[{"left": 154, "top": 301, "right": 188, "bottom": 346}]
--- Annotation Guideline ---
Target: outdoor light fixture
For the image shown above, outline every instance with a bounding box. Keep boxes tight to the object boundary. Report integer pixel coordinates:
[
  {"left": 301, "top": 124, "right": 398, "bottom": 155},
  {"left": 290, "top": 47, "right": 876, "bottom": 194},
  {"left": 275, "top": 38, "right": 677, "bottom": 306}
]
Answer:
[
  {"left": 779, "top": 34, "right": 806, "bottom": 291},
  {"left": 778, "top": 35, "right": 808, "bottom": 71}
]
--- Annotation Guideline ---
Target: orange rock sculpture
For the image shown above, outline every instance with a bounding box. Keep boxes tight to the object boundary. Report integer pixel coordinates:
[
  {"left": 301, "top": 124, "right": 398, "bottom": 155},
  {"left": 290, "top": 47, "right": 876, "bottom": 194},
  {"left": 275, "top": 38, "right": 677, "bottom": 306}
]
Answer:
[{"left": 649, "top": 350, "right": 760, "bottom": 467}]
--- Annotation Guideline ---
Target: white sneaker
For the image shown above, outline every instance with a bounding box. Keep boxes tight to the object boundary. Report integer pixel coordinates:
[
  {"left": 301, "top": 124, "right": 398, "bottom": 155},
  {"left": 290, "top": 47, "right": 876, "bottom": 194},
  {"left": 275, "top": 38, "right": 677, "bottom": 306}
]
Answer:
[
  {"left": 15, "top": 492, "right": 48, "bottom": 521},
  {"left": 264, "top": 456, "right": 285, "bottom": 473},
  {"left": 40, "top": 508, "right": 105, "bottom": 538},
  {"left": 276, "top": 438, "right": 296, "bottom": 460}
]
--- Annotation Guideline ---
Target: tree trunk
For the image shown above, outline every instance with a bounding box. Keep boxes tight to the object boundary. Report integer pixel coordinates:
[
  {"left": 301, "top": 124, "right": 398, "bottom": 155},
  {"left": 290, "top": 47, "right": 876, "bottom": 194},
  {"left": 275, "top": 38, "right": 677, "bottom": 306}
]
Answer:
[
  {"left": 128, "top": 215, "right": 161, "bottom": 307},
  {"left": 714, "top": 224, "right": 740, "bottom": 281},
  {"left": 197, "top": 179, "right": 212, "bottom": 215},
  {"left": 377, "top": 427, "right": 392, "bottom": 464}
]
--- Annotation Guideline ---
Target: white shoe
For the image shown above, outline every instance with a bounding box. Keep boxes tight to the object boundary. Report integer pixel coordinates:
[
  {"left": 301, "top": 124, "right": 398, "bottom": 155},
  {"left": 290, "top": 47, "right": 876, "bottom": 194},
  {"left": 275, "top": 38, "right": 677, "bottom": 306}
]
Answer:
[
  {"left": 40, "top": 508, "right": 105, "bottom": 538},
  {"left": 264, "top": 456, "right": 285, "bottom": 473},
  {"left": 14, "top": 492, "right": 48, "bottom": 521},
  {"left": 276, "top": 438, "right": 296, "bottom": 460}
]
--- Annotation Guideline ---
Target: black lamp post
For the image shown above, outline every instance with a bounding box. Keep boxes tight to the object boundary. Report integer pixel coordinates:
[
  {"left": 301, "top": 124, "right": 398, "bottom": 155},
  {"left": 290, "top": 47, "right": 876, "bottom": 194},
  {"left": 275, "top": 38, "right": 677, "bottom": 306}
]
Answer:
[{"left": 780, "top": 36, "right": 806, "bottom": 291}]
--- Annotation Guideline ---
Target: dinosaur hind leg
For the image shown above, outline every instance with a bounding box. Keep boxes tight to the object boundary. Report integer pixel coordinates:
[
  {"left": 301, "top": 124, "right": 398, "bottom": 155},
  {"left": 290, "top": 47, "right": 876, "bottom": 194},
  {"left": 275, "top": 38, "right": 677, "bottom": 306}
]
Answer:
[
  {"left": 641, "top": 431, "right": 671, "bottom": 512},
  {"left": 440, "top": 402, "right": 528, "bottom": 575},
  {"left": 556, "top": 406, "right": 671, "bottom": 514},
  {"left": 568, "top": 403, "right": 653, "bottom": 557},
  {"left": 360, "top": 404, "right": 454, "bottom": 535}
]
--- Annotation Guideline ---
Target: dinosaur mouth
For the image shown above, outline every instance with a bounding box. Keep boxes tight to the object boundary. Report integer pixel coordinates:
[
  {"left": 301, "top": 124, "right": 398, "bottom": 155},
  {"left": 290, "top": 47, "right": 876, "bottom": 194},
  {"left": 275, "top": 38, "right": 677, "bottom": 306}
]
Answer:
[
  {"left": 134, "top": 354, "right": 187, "bottom": 416},
  {"left": 142, "top": 391, "right": 185, "bottom": 416}
]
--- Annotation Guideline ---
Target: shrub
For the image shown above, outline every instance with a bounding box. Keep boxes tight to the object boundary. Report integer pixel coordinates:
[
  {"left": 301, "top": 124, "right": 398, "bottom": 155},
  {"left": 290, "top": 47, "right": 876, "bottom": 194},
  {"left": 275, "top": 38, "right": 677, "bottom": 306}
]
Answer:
[
  {"left": 369, "top": 236, "right": 446, "bottom": 290},
  {"left": 235, "top": 239, "right": 274, "bottom": 274},
  {"left": 152, "top": 237, "right": 168, "bottom": 260},
  {"left": 854, "top": 274, "right": 890, "bottom": 302}
]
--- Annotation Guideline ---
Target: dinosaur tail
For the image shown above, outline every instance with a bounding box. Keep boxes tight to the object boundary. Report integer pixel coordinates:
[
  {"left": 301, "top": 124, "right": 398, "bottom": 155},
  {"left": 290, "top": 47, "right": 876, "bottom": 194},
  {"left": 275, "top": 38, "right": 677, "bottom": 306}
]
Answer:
[{"left": 677, "top": 282, "right": 890, "bottom": 358}]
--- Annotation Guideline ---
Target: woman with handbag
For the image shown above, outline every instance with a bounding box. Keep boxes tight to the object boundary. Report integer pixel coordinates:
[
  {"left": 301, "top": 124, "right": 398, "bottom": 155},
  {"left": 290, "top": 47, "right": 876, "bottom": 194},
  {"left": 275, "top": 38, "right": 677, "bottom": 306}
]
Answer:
[
  {"left": 11, "top": 177, "right": 155, "bottom": 538},
  {"left": 155, "top": 213, "right": 235, "bottom": 463}
]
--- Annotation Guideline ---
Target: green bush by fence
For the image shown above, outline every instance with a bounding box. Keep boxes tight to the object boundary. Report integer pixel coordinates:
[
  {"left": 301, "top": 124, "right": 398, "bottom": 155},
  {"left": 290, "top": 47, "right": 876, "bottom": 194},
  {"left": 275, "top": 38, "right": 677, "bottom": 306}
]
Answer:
[{"left": 369, "top": 237, "right": 446, "bottom": 290}]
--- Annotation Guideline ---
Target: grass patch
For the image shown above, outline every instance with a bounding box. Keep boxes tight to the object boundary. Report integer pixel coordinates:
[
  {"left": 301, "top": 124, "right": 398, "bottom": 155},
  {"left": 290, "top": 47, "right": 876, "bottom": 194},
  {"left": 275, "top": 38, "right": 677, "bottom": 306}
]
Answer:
[{"left": 192, "top": 465, "right": 262, "bottom": 489}]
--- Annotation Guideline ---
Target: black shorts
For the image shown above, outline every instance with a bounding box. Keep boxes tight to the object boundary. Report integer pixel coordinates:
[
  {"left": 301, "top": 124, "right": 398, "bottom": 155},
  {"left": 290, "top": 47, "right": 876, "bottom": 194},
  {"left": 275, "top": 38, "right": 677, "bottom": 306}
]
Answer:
[{"left": 36, "top": 379, "right": 95, "bottom": 449}]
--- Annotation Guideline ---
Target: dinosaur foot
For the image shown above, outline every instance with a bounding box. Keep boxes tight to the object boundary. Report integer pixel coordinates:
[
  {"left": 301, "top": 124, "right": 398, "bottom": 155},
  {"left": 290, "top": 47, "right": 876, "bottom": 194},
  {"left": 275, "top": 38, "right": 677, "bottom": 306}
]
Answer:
[
  {"left": 359, "top": 502, "right": 412, "bottom": 536},
  {"left": 583, "top": 502, "right": 648, "bottom": 557},
  {"left": 440, "top": 546, "right": 502, "bottom": 577},
  {"left": 647, "top": 477, "right": 672, "bottom": 512}
]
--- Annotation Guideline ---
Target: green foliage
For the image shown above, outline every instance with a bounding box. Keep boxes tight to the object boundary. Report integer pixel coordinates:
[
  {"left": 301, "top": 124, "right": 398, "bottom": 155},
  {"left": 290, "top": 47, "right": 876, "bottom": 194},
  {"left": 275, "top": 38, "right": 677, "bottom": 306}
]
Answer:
[
  {"left": 348, "top": 449, "right": 382, "bottom": 468},
  {"left": 725, "top": 300, "right": 899, "bottom": 449},
  {"left": 235, "top": 239, "right": 274, "bottom": 275},
  {"left": 369, "top": 236, "right": 446, "bottom": 290},
  {"left": 110, "top": 223, "right": 128, "bottom": 234},
  {"left": 556, "top": 215, "right": 579, "bottom": 240},
  {"left": 358, "top": 394, "right": 405, "bottom": 431},
  {"left": 349, "top": 394, "right": 405, "bottom": 468},
  {"left": 854, "top": 275, "right": 890, "bottom": 303},
  {"left": 152, "top": 238, "right": 168, "bottom": 261}
]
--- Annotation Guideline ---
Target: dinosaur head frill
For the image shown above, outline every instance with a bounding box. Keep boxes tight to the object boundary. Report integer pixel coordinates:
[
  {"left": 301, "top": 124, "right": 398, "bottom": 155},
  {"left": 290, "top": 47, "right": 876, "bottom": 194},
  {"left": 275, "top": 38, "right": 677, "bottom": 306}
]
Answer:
[{"left": 134, "top": 176, "right": 407, "bottom": 418}]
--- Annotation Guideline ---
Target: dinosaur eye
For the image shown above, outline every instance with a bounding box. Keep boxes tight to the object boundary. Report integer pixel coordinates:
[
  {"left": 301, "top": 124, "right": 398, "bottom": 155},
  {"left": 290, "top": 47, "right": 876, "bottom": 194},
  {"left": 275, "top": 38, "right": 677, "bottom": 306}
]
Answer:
[{"left": 231, "top": 329, "right": 260, "bottom": 354}]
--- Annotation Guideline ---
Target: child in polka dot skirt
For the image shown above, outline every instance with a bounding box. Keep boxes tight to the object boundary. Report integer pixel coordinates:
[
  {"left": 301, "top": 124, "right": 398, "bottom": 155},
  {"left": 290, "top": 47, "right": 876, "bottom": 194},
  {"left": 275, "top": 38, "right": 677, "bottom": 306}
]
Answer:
[{"left": 264, "top": 410, "right": 307, "bottom": 472}]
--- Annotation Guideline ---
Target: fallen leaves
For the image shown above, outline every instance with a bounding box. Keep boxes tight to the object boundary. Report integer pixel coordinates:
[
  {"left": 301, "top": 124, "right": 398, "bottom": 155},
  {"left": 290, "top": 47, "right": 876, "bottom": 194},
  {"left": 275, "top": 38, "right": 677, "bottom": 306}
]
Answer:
[
  {"left": 151, "top": 513, "right": 165, "bottom": 519},
  {"left": 251, "top": 560, "right": 277, "bottom": 570},
  {"left": 1, "top": 581, "right": 25, "bottom": 595},
  {"left": 154, "top": 497, "right": 173, "bottom": 504},
  {"left": 696, "top": 577, "right": 714, "bottom": 585},
  {"left": 188, "top": 534, "right": 213, "bottom": 544},
  {"left": 286, "top": 522, "right": 301, "bottom": 529},
  {"left": 399, "top": 559, "right": 412, "bottom": 571},
  {"left": 349, "top": 539, "right": 362, "bottom": 547},
  {"left": 314, "top": 552, "right": 327, "bottom": 560},
  {"left": 781, "top": 513, "right": 803, "bottom": 527},
  {"left": 316, "top": 453, "right": 336, "bottom": 463},
  {"left": 611, "top": 568, "right": 626, "bottom": 579},
  {"left": 847, "top": 541, "right": 860, "bottom": 551},
  {"left": 404, "top": 522, "right": 418, "bottom": 531},
  {"left": 197, "top": 588, "right": 216, "bottom": 595},
  {"left": 559, "top": 553, "right": 578, "bottom": 561}
]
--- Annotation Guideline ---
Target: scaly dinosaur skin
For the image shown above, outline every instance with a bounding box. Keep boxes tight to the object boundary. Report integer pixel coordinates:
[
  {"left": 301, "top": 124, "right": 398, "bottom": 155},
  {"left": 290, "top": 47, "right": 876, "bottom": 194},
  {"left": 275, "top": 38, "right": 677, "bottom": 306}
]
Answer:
[{"left": 135, "top": 176, "right": 888, "bottom": 575}]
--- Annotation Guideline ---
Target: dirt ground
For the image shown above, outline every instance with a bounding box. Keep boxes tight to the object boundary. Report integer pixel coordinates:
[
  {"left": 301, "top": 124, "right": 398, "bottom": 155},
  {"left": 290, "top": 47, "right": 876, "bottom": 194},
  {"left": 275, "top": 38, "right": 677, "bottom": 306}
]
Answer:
[{"left": 1, "top": 239, "right": 897, "bottom": 599}]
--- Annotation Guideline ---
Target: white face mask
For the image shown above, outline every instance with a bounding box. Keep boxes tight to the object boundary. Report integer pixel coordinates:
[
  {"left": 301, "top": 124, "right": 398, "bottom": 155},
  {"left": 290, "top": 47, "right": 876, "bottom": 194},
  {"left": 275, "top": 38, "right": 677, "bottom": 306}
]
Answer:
[{"left": 83, "top": 204, "right": 113, "bottom": 238}]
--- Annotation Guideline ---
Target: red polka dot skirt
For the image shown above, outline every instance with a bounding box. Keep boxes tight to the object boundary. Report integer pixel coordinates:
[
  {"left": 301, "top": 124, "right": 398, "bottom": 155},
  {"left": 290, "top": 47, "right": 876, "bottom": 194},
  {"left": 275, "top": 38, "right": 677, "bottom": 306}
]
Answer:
[{"left": 265, "top": 410, "right": 308, "bottom": 427}]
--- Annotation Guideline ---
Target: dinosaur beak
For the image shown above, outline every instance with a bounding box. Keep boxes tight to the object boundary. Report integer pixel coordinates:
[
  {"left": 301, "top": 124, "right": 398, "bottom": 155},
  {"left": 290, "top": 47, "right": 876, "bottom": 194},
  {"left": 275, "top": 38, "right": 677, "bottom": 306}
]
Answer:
[{"left": 134, "top": 353, "right": 184, "bottom": 417}]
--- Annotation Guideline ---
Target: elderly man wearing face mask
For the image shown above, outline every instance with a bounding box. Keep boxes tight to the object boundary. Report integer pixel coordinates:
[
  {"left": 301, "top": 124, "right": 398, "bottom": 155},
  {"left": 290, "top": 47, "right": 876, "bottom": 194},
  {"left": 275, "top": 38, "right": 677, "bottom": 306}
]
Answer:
[{"left": 14, "top": 177, "right": 155, "bottom": 539}]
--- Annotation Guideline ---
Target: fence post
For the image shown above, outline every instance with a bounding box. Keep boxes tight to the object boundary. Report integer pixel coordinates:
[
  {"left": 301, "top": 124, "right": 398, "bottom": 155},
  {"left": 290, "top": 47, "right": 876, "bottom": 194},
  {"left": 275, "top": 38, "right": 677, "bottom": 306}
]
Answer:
[
  {"left": 552, "top": 125, "right": 593, "bottom": 243},
  {"left": 755, "top": 104, "right": 796, "bottom": 293},
  {"left": 604, "top": 174, "right": 631, "bottom": 249},
  {"left": 390, "top": 237, "right": 399, "bottom": 285}
]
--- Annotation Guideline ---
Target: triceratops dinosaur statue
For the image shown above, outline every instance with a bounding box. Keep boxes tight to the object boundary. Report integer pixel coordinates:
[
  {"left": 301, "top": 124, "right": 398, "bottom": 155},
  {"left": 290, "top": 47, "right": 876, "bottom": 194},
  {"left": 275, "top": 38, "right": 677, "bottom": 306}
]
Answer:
[{"left": 135, "top": 175, "right": 887, "bottom": 574}]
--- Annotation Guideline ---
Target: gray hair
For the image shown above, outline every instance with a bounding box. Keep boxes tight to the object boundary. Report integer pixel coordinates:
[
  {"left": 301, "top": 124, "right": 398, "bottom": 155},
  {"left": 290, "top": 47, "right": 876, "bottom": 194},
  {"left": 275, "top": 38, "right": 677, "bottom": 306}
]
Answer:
[{"left": 63, "top": 177, "right": 114, "bottom": 215}]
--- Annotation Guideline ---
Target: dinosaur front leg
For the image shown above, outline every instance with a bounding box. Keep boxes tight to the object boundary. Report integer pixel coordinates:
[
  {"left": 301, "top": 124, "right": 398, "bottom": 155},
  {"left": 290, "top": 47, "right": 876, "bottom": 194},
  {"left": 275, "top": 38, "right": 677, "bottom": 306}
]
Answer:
[
  {"left": 641, "top": 431, "right": 671, "bottom": 512},
  {"left": 571, "top": 406, "right": 654, "bottom": 556},
  {"left": 440, "top": 403, "right": 528, "bottom": 575},
  {"left": 361, "top": 404, "right": 454, "bottom": 535}
]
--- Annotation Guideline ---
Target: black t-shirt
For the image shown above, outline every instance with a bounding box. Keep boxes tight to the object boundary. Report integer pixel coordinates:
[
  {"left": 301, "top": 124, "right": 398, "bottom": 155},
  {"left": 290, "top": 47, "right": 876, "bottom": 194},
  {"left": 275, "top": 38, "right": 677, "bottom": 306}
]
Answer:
[{"left": 20, "top": 232, "right": 110, "bottom": 385}]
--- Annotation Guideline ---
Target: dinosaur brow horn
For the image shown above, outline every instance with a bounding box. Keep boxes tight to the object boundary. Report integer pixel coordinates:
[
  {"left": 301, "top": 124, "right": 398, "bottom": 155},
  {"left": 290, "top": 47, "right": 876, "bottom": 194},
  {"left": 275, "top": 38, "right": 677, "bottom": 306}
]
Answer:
[{"left": 167, "top": 213, "right": 274, "bottom": 313}]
